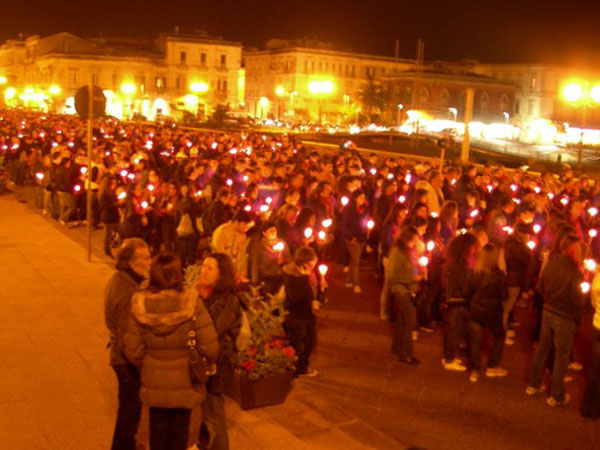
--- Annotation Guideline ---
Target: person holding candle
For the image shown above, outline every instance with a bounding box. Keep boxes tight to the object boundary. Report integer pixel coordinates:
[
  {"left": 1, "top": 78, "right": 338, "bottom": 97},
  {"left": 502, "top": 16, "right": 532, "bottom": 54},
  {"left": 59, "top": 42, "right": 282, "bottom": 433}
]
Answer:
[
  {"left": 340, "top": 189, "right": 369, "bottom": 294},
  {"left": 387, "top": 226, "right": 421, "bottom": 365},
  {"left": 527, "top": 234, "right": 584, "bottom": 406},
  {"left": 283, "top": 246, "right": 321, "bottom": 377},
  {"left": 250, "top": 222, "right": 291, "bottom": 295},
  {"left": 100, "top": 175, "right": 120, "bottom": 258},
  {"left": 469, "top": 244, "right": 509, "bottom": 383}
]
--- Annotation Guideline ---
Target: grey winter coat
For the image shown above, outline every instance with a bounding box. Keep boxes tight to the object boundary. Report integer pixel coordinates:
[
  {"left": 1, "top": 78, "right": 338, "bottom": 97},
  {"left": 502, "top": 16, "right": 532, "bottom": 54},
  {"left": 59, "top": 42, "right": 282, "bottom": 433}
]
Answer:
[{"left": 123, "top": 288, "right": 219, "bottom": 409}]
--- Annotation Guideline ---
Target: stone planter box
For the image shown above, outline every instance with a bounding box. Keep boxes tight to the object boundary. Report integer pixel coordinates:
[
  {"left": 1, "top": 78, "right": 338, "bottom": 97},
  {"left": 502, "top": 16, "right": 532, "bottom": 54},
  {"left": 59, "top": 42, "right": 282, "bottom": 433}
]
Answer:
[{"left": 227, "top": 369, "right": 294, "bottom": 410}]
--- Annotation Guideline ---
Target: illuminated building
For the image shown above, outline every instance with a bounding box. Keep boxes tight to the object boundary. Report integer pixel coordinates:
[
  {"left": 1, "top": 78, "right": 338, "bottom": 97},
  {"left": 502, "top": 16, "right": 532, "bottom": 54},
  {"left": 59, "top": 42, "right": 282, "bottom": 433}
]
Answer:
[
  {"left": 244, "top": 38, "right": 416, "bottom": 121},
  {"left": 474, "top": 63, "right": 600, "bottom": 130},
  {"left": 0, "top": 30, "right": 243, "bottom": 119},
  {"left": 384, "top": 62, "right": 516, "bottom": 123}
]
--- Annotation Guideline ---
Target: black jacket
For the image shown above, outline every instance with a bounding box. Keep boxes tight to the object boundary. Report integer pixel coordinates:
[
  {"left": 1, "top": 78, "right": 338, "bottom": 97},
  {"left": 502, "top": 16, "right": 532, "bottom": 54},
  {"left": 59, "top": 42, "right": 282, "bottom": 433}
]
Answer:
[
  {"left": 539, "top": 254, "right": 584, "bottom": 325},
  {"left": 283, "top": 265, "right": 316, "bottom": 319},
  {"left": 445, "top": 261, "right": 477, "bottom": 305},
  {"left": 504, "top": 236, "right": 531, "bottom": 288},
  {"left": 470, "top": 268, "right": 508, "bottom": 326},
  {"left": 100, "top": 191, "right": 120, "bottom": 224}
]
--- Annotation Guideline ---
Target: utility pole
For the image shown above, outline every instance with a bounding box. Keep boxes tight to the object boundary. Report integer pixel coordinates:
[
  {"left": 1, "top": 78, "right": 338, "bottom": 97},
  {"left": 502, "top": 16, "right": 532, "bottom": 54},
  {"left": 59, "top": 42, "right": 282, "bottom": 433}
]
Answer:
[
  {"left": 86, "top": 79, "right": 94, "bottom": 262},
  {"left": 461, "top": 88, "right": 474, "bottom": 163}
]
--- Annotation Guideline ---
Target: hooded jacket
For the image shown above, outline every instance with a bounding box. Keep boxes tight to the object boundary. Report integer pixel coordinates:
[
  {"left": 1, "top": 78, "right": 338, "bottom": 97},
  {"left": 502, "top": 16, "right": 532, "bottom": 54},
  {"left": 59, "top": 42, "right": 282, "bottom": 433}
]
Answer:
[
  {"left": 123, "top": 288, "right": 219, "bottom": 409},
  {"left": 539, "top": 254, "right": 584, "bottom": 325}
]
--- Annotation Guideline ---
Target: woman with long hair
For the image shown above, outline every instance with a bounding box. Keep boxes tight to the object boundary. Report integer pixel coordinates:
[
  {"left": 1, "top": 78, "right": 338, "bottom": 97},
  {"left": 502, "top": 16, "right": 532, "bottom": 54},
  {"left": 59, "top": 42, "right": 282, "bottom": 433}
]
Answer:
[
  {"left": 443, "top": 232, "right": 480, "bottom": 372},
  {"left": 99, "top": 174, "right": 119, "bottom": 257},
  {"left": 469, "top": 244, "right": 509, "bottom": 383},
  {"left": 196, "top": 252, "right": 243, "bottom": 450},
  {"left": 387, "top": 226, "right": 421, "bottom": 365},
  {"left": 439, "top": 200, "right": 459, "bottom": 245},
  {"left": 124, "top": 253, "right": 219, "bottom": 450}
]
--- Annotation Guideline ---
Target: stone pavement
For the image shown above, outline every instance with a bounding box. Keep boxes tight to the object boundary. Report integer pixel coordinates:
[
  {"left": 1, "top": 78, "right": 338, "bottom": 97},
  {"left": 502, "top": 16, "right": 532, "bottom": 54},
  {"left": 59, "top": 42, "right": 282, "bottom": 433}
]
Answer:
[{"left": 2, "top": 189, "right": 600, "bottom": 450}]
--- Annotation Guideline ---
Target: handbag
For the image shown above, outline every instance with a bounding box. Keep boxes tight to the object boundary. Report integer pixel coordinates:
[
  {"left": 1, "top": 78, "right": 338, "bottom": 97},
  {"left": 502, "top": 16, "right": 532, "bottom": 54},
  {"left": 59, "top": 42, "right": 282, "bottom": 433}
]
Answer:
[
  {"left": 187, "top": 315, "right": 214, "bottom": 385},
  {"left": 177, "top": 213, "right": 194, "bottom": 237}
]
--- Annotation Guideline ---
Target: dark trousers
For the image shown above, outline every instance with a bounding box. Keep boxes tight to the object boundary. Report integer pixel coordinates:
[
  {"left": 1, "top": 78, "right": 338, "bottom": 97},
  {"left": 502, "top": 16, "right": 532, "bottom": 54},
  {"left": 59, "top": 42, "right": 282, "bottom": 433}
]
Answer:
[
  {"left": 443, "top": 305, "right": 470, "bottom": 361},
  {"left": 149, "top": 407, "right": 191, "bottom": 450},
  {"left": 104, "top": 222, "right": 118, "bottom": 255},
  {"left": 110, "top": 363, "right": 142, "bottom": 450},
  {"left": 470, "top": 319, "right": 505, "bottom": 371},
  {"left": 285, "top": 316, "right": 317, "bottom": 375},
  {"left": 391, "top": 291, "right": 416, "bottom": 359},
  {"left": 177, "top": 235, "right": 198, "bottom": 268},
  {"left": 528, "top": 310, "right": 575, "bottom": 402},
  {"left": 581, "top": 328, "right": 600, "bottom": 418},
  {"left": 200, "top": 392, "right": 229, "bottom": 450}
]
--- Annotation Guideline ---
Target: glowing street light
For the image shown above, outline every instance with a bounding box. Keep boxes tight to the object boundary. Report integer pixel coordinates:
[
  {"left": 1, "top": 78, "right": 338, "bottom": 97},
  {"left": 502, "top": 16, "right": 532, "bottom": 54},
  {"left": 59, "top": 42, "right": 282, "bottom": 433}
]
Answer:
[
  {"left": 563, "top": 83, "right": 583, "bottom": 102},
  {"left": 4, "top": 87, "right": 16, "bottom": 100},
  {"left": 581, "top": 282, "right": 591, "bottom": 294},
  {"left": 120, "top": 83, "right": 136, "bottom": 95},
  {"left": 591, "top": 85, "right": 600, "bottom": 104},
  {"left": 0, "top": 76, "right": 7, "bottom": 85},
  {"left": 275, "top": 86, "right": 285, "bottom": 96},
  {"left": 49, "top": 85, "right": 61, "bottom": 95},
  {"left": 190, "top": 82, "right": 208, "bottom": 93}
]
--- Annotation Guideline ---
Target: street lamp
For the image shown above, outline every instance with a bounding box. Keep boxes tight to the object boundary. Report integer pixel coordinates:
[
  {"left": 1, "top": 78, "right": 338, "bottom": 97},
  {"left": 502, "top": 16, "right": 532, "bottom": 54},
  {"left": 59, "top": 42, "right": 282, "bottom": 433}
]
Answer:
[
  {"left": 49, "top": 85, "right": 61, "bottom": 95},
  {"left": 190, "top": 82, "right": 208, "bottom": 93},
  {"left": 259, "top": 96, "right": 269, "bottom": 118},
  {"left": 0, "top": 76, "right": 7, "bottom": 85},
  {"left": 308, "top": 80, "right": 335, "bottom": 125},
  {"left": 562, "top": 81, "right": 600, "bottom": 166}
]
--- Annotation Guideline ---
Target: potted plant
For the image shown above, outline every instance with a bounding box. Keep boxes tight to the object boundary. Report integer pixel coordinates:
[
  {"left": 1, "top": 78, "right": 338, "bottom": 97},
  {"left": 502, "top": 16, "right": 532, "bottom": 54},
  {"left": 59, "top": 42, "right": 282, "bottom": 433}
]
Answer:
[{"left": 185, "top": 268, "right": 297, "bottom": 410}]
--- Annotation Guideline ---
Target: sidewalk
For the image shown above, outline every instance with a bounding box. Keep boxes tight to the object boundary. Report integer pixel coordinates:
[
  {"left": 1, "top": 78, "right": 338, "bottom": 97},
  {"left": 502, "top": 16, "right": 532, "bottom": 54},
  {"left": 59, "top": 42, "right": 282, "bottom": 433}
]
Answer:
[{"left": 0, "top": 193, "right": 391, "bottom": 450}]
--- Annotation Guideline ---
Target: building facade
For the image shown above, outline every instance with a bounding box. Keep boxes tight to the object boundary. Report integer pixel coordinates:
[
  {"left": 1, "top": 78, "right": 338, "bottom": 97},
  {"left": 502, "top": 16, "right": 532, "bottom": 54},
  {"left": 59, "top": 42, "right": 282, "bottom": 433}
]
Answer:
[
  {"left": 474, "top": 63, "right": 600, "bottom": 129},
  {"left": 244, "top": 38, "right": 417, "bottom": 122},
  {"left": 0, "top": 31, "right": 243, "bottom": 120}
]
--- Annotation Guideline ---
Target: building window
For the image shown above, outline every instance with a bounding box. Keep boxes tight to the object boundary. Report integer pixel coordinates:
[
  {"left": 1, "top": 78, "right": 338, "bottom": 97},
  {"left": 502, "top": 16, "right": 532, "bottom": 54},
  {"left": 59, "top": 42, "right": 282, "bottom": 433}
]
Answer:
[
  {"left": 176, "top": 77, "right": 181, "bottom": 89},
  {"left": 200, "top": 53, "right": 206, "bottom": 65},
  {"left": 500, "top": 94, "right": 509, "bottom": 112},
  {"left": 515, "top": 100, "right": 520, "bottom": 115},
  {"left": 70, "top": 70, "right": 77, "bottom": 86},
  {"left": 351, "top": 66, "right": 356, "bottom": 77},
  {"left": 180, "top": 51, "right": 187, "bottom": 64},
  {"left": 92, "top": 73, "right": 99, "bottom": 85},
  {"left": 530, "top": 76, "right": 537, "bottom": 90},
  {"left": 155, "top": 77, "right": 166, "bottom": 89},
  {"left": 479, "top": 92, "right": 489, "bottom": 112},
  {"left": 528, "top": 100, "right": 535, "bottom": 115},
  {"left": 112, "top": 74, "right": 118, "bottom": 89},
  {"left": 222, "top": 80, "right": 228, "bottom": 92},
  {"left": 220, "top": 54, "right": 227, "bottom": 66},
  {"left": 440, "top": 89, "right": 450, "bottom": 107},
  {"left": 419, "top": 87, "right": 430, "bottom": 106}
]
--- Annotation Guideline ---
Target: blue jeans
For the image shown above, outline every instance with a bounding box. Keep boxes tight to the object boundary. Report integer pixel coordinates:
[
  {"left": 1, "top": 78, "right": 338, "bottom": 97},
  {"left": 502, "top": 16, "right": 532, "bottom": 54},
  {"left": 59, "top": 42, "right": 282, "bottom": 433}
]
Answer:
[
  {"left": 444, "top": 305, "right": 470, "bottom": 361},
  {"left": 528, "top": 310, "right": 575, "bottom": 402},
  {"left": 199, "top": 392, "right": 228, "bottom": 450},
  {"left": 391, "top": 291, "right": 416, "bottom": 360}
]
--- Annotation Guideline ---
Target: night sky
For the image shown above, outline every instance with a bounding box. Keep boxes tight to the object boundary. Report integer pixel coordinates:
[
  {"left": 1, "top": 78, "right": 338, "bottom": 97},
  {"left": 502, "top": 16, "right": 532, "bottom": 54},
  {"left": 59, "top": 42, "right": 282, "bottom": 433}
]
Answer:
[{"left": 4, "top": 0, "right": 600, "bottom": 66}]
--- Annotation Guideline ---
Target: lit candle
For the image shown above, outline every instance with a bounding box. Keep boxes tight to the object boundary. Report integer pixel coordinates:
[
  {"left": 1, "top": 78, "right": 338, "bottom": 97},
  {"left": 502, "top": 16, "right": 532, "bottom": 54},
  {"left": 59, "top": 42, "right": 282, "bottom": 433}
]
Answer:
[
  {"left": 581, "top": 282, "right": 591, "bottom": 294},
  {"left": 73, "top": 184, "right": 81, "bottom": 192},
  {"left": 387, "top": 173, "right": 394, "bottom": 180},
  {"left": 120, "top": 170, "right": 128, "bottom": 177},
  {"left": 127, "top": 173, "right": 135, "bottom": 180},
  {"left": 589, "top": 229, "right": 598, "bottom": 239},
  {"left": 510, "top": 184, "right": 518, "bottom": 192},
  {"left": 470, "top": 209, "right": 479, "bottom": 218},
  {"left": 398, "top": 195, "right": 406, "bottom": 203},
  {"left": 589, "top": 207, "right": 598, "bottom": 217},
  {"left": 259, "top": 204, "right": 269, "bottom": 213},
  {"left": 266, "top": 197, "right": 272, "bottom": 205},
  {"left": 534, "top": 186, "right": 541, "bottom": 194},
  {"left": 427, "top": 241, "right": 435, "bottom": 252},
  {"left": 340, "top": 196, "right": 349, "bottom": 206},
  {"left": 527, "top": 240, "right": 536, "bottom": 250},
  {"left": 147, "top": 184, "right": 155, "bottom": 192},
  {"left": 243, "top": 175, "right": 249, "bottom": 182},
  {"left": 318, "top": 230, "right": 326, "bottom": 241},
  {"left": 548, "top": 193, "right": 555, "bottom": 200},
  {"left": 273, "top": 242, "right": 285, "bottom": 252},
  {"left": 318, "top": 264, "right": 328, "bottom": 276},
  {"left": 226, "top": 179, "right": 233, "bottom": 186},
  {"left": 304, "top": 228, "right": 313, "bottom": 239},
  {"left": 196, "top": 190, "right": 202, "bottom": 197},
  {"left": 141, "top": 201, "right": 149, "bottom": 209},
  {"left": 35, "top": 172, "right": 44, "bottom": 180},
  {"left": 502, "top": 226, "right": 514, "bottom": 235},
  {"left": 405, "top": 173, "right": 412, "bottom": 183},
  {"left": 487, "top": 185, "right": 494, "bottom": 193},
  {"left": 118, "top": 192, "right": 127, "bottom": 200},
  {"left": 533, "top": 224, "right": 542, "bottom": 234},
  {"left": 584, "top": 259, "right": 597, "bottom": 271},
  {"left": 322, "top": 218, "right": 333, "bottom": 228},
  {"left": 367, "top": 219, "right": 375, "bottom": 230},
  {"left": 560, "top": 197, "right": 569, "bottom": 206},
  {"left": 80, "top": 166, "right": 87, "bottom": 174},
  {"left": 244, "top": 205, "right": 252, "bottom": 212},
  {"left": 418, "top": 256, "right": 429, "bottom": 267},
  {"left": 430, "top": 212, "right": 439, "bottom": 218},
  {"left": 369, "top": 168, "right": 377, "bottom": 175}
]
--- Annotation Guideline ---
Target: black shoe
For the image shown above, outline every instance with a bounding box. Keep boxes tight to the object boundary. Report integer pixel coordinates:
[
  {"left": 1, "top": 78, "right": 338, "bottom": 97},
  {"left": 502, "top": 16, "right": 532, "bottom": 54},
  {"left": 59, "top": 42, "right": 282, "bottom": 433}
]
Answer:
[
  {"left": 105, "top": 251, "right": 114, "bottom": 259},
  {"left": 399, "top": 357, "right": 420, "bottom": 366}
]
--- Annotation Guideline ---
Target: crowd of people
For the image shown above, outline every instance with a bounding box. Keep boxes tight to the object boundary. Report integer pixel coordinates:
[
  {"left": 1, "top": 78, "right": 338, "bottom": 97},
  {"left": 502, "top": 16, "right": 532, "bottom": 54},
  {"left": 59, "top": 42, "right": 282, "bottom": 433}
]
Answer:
[{"left": 2, "top": 108, "right": 600, "bottom": 449}]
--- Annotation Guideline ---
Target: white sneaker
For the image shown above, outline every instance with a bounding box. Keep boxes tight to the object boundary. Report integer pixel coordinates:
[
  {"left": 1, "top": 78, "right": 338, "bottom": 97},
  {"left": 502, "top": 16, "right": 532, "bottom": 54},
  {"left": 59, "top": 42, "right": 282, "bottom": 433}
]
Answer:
[
  {"left": 443, "top": 359, "right": 467, "bottom": 372},
  {"left": 505, "top": 337, "right": 515, "bottom": 346},
  {"left": 343, "top": 266, "right": 349, "bottom": 273},
  {"left": 412, "top": 331, "right": 418, "bottom": 341},
  {"left": 469, "top": 371, "right": 480, "bottom": 383},
  {"left": 506, "top": 329, "right": 515, "bottom": 338},
  {"left": 525, "top": 385, "right": 547, "bottom": 396},
  {"left": 485, "top": 367, "right": 508, "bottom": 378},
  {"left": 353, "top": 285, "right": 362, "bottom": 294},
  {"left": 568, "top": 361, "right": 583, "bottom": 371},
  {"left": 546, "top": 393, "right": 570, "bottom": 407}
]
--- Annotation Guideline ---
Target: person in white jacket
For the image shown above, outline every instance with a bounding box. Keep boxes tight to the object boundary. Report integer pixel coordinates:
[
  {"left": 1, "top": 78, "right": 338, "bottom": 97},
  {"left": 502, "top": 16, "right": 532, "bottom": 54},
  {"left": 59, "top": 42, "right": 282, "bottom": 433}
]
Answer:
[{"left": 581, "top": 272, "right": 600, "bottom": 418}]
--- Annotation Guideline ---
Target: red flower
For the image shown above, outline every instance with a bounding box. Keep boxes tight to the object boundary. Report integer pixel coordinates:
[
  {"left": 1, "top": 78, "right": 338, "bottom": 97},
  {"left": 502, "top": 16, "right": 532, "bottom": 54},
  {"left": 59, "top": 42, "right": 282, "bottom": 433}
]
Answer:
[
  {"left": 282, "top": 346, "right": 296, "bottom": 358},
  {"left": 247, "top": 346, "right": 258, "bottom": 356},
  {"left": 241, "top": 360, "right": 257, "bottom": 372},
  {"left": 270, "top": 340, "right": 283, "bottom": 348}
]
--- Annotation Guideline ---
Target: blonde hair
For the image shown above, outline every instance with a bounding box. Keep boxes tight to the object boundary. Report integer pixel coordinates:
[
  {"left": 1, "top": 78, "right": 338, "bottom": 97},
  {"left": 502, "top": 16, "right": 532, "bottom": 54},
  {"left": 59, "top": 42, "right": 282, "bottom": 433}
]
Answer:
[{"left": 475, "top": 243, "right": 499, "bottom": 274}]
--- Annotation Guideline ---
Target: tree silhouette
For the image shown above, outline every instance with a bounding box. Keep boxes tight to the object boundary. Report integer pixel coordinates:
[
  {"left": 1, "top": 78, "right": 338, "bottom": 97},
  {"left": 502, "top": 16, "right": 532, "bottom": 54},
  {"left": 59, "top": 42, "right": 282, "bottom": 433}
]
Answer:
[{"left": 357, "top": 76, "right": 388, "bottom": 120}]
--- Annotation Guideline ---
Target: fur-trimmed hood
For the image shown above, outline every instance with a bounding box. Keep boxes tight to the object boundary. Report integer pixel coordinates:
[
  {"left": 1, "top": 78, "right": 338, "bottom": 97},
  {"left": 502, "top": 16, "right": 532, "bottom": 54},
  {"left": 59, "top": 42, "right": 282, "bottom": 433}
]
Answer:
[{"left": 131, "top": 288, "right": 198, "bottom": 335}]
